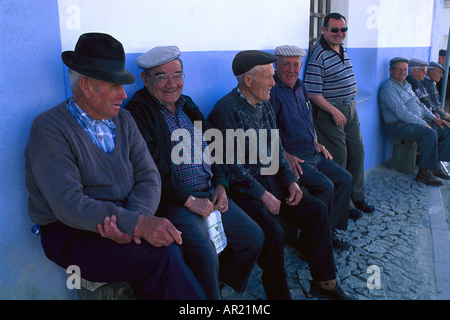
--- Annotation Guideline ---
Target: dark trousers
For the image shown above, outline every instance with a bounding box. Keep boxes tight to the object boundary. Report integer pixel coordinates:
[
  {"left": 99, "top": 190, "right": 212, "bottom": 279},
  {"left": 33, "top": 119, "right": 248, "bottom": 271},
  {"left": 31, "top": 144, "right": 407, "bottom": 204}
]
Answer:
[
  {"left": 40, "top": 221, "right": 206, "bottom": 300},
  {"left": 291, "top": 149, "right": 352, "bottom": 231},
  {"left": 163, "top": 194, "right": 264, "bottom": 300},
  {"left": 232, "top": 176, "right": 336, "bottom": 300},
  {"left": 386, "top": 121, "right": 450, "bottom": 170},
  {"left": 314, "top": 100, "right": 366, "bottom": 206}
]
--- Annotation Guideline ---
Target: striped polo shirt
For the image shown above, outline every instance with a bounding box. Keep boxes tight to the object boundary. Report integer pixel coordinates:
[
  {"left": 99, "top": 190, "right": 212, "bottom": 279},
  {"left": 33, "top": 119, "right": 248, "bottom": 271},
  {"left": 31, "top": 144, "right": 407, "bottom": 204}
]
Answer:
[{"left": 304, "top": 35, "right": 357, "bottom": 104}]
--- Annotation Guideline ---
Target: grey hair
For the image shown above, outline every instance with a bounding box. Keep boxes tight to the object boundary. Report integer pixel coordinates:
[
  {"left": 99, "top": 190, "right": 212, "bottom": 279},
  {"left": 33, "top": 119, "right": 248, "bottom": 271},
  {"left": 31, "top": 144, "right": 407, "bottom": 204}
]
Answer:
[
  {"left": 67, "top": 68, "right": 83, "bottom": 93},
  {"left": 235, "top": 65, "right": 262, "bottom": 85}
]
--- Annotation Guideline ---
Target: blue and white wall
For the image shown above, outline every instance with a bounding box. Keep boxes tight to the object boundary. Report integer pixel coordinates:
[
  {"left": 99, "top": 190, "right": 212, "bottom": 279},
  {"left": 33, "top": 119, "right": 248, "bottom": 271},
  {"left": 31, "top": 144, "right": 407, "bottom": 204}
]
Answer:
[{"left": 0, "top": 0, "right": 447, "bottom": 299}]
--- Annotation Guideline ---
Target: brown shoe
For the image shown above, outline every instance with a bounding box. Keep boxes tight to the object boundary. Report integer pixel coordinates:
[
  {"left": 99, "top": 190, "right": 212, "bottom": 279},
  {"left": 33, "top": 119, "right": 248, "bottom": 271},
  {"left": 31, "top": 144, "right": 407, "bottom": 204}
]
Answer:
[
  {"left": 433, "top": 163, "right": 450, "bottom": 180},
  {"left": 416, "top": 169, "right": 444, "bottom": 186}
]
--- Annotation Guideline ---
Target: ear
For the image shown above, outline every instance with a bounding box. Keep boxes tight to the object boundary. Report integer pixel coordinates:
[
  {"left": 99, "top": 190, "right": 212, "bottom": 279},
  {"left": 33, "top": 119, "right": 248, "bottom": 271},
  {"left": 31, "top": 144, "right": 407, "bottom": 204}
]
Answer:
[
  {"left": 78, "top": 76, "right": 94, "bottom": 98},
  {"left": 140, "top": 71, "right": 148, "bottom": 84},
  {"left": 243, "top": 74, "right": 253, "bottom": 88}
]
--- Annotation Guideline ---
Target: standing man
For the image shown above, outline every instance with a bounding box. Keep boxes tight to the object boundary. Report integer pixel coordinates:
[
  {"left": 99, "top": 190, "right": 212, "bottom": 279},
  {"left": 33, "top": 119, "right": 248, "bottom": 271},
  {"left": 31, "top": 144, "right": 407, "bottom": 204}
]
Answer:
[
  {"left": 304, "top": 12, "right": 374, "bottom": 214},
  {"left": 25, "top": 33, "right": 206, "bottom": 300},
  {"left": 125, "top": 46, "right": 263, "bottom": 300},
  {"left": 208, "top": 50, "right": 356, "bottom": 300},
  {"left": 269, "top": 45, "right": 355, "bottom": 250},
  {"left": 379, "top": 57, "right": 450, "bottom": 186}
]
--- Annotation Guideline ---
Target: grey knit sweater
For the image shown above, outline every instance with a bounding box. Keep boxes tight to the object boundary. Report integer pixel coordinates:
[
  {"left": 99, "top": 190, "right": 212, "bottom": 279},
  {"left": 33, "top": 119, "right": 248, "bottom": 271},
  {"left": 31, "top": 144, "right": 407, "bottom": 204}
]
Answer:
[
  {"left": 25, "top": 101, "right": 161, "bottom": 236},
  {"left": 207, "top": 88, "right": 298, "bottom": 200}
]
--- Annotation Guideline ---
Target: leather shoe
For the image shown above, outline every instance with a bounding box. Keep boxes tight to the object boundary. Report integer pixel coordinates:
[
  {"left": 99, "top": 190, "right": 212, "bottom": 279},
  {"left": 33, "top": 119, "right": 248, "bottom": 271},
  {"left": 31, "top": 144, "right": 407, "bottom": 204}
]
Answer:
[
  {"left": 433, "top": 163, "right": 450, "bottom": 180},
  {"left": 309, "top": 281, "right": 358, "bottom": 300},
  {"left": 349, "top": 208, "right": 363, "bottom": 221},
  {"left": 416, "top": 169, "right": 444, "bottom": 186},
  {"left": 332, "top": 232, "right": 350, "bottom": 250},
  {"left": 354, "top": 199, "right": 375, "bottom": 213}
]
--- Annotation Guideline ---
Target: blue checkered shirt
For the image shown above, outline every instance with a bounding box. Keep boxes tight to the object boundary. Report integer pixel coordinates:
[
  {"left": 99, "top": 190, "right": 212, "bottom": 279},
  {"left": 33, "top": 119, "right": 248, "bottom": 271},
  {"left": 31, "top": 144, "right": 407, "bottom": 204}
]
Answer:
[
  {"left": 378, "top": 77, "right": 435, "bottom": 126},
  {"left": 158, "top": 97, "right": 212, "bottom": 191},
  {"left": 66, "top": 98, "right": 116, "bottom": 153}
]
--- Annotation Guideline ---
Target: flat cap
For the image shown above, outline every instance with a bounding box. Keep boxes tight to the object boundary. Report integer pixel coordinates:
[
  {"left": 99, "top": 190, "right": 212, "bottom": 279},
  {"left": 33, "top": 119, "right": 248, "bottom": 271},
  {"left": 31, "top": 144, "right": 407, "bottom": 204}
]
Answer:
[
  {"left": 389, "top": 57, "right": 409, "bottom": 68},
  {"left": 439, "top": 49, "right": 447, "bottom": 57},
  {"left": 136, "top": 45, "right": 181, "bottom": 69},
  {"left": 232, "top": 50, "right": 278, "bottom": 76},
  {"left": 429, "top": 61, "right": 445, "bottom": 72},
  {"left": 274, "top": 45, "right": 306, "bottom": 57},
  {"left": 409, "top": 58, "right": 428, "bottom": 68}
]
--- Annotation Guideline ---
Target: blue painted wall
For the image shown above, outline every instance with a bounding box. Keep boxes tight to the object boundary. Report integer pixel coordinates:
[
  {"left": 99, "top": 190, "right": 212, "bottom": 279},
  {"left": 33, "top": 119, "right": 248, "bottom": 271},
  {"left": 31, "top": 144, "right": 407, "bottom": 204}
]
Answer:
[
  {"left": 0, "top": 1, "right": 435, "bottom": 299},
  {"left": 0, "top": 0, "right": 76, "bottom": 299}
]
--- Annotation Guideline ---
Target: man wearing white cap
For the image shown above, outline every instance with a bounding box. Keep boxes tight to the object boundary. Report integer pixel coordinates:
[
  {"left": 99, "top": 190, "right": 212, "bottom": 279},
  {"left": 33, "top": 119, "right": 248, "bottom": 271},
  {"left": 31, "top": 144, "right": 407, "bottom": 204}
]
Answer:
[
  {"left": 269, "top": 45, "right": 355, "bottom": 250},
  {"left": 125, "top": 46, "right": 263, "bottom": 300}
]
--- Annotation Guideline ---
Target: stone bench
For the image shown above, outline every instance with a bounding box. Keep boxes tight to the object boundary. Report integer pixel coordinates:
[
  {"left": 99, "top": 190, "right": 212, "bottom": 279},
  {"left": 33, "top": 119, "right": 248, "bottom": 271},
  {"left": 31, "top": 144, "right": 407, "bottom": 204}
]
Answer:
[
  {"left": 391, "top": 137, "right": 418, "bottom": 174},
  {"left": 77, "top": 278, "right": 135, "bottom": 300}
]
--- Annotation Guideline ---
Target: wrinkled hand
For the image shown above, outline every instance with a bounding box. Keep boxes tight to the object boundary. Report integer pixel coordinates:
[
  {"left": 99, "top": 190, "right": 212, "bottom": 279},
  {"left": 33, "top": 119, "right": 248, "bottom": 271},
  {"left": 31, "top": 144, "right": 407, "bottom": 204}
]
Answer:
[
  {"left": 98, "top": 215, "right": 141, "bottom": 244},
  {"left": 184, "top": 196, "right": 214, "bottom": 218},
  {"left": 212, "top": 184, "right": 228, "bottom": 213},
  {"left": 134, "top": 215, "right": 183, "bottom": 247},
  {"left": 285, "top": 182, "right": 303, "bottom": 206},
  {"left": 260, "top": 191, "right": 281, "bottom": 216},
  {"left": 285, "top": 152, "right": 304, "bottom": 179},
  {"left": 314, "top": 141, "right": 333, "bottom": 160},
  {"left": 331, "top": 108, "right": 346, "bottom": 126},
  {"left": 433, "top": 118, "right": 450, "bottom": 129}
]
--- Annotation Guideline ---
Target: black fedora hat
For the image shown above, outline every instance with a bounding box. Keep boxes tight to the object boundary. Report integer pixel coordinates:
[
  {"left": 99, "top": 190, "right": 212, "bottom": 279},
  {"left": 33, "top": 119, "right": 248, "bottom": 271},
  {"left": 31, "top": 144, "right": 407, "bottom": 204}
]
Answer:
[{"left": 62, "top": 33, "right": 135, "bottom": 85}]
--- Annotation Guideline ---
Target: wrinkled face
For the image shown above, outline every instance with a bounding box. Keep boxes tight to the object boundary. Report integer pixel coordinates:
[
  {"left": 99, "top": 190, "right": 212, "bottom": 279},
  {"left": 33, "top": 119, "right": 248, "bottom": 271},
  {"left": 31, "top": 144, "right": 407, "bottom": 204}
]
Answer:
[
  {"left": 82, "top": 78, "right": 127, "bottom": 120},
  {"left": 390, "top": 62, "right": 408, "bottom": 82},
  {"left": 275, "top": 56, "right": 302, "bottom": 89},
  {"left": 142, "top": 59, "right": 184, "bottom": 107},
  {"left": 246, "top": 64, "right": 276, "bottom": 104},
  {"left": 323, "top": 18, "right": 347, "bottom": 48},
  {"left": 412, "top": 66, "right": 427, "bottom": 82},
  {"left": 429, "top": 68, "right": 444, "bottom": 83}
]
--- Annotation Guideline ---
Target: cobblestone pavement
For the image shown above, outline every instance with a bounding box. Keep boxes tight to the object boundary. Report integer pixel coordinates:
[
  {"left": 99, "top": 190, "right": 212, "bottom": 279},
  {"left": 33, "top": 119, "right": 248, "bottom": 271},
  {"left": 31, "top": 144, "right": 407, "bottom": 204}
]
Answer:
[{"left": 222, "top": 161, "right": 446, "bottom": 300}]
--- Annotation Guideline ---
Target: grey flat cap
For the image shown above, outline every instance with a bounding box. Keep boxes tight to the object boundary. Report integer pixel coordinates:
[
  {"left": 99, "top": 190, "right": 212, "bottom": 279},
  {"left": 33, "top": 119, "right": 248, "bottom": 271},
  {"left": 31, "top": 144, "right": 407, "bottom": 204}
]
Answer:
[
  {"left": 136, "top": 45, "right": 181, "bottom": 69},
  {"left": 429, "top": 61, "right": 445, "bottom": 72},
  {"left": 409, "top": 58, "right": 428, "bottom": 68},
  {"left": 274, "top": 45, "right": 306, "bottom": 57},
  {"left": 389, "top": 57, "right": 409, "bottom": 68}
]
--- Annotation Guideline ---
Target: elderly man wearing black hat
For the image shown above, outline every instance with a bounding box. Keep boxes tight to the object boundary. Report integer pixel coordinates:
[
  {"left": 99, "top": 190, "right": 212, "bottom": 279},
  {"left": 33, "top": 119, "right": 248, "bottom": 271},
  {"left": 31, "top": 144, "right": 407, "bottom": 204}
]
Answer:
[
  {"left": 25, "top": 33, "right": 206, "bottom": 300},
  {"left": 125, "top": 45, "right": 264, "bottom": 300},
  {"left": 422, "top": 61, "right": 450, "bottom": 121},
  {"left": 379, "top": 57, "right": 450, "bottom": 186},
  {"left": 207, "top": 50, "right": 356, "bottom": 300}
]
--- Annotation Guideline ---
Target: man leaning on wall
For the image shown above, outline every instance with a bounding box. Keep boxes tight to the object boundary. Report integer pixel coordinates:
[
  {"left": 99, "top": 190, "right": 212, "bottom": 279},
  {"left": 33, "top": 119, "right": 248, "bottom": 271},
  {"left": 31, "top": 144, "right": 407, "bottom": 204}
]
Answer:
[
  {"left": 25, "top": 33, "right": 206, "bottom": 300},
  {"left": 304, "top": 12, "right": 374, "bottom": 216}
]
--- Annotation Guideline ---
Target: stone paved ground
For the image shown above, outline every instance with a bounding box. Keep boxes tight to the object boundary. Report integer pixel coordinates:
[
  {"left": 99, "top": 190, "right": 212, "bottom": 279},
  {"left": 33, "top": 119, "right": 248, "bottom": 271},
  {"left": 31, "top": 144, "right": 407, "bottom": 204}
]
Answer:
[{"left": 222, "top": 162, "right": 440, "bottom": 300}]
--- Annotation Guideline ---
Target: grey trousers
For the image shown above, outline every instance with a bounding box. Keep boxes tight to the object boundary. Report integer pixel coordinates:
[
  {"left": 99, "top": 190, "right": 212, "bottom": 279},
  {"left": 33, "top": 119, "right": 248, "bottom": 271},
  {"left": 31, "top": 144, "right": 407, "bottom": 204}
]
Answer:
[
  {"left": 313, "top": 100, "right": 366, "bottom": 205},
  {"left": 385, "top": 120, "right": 450, "bottom": 170}
]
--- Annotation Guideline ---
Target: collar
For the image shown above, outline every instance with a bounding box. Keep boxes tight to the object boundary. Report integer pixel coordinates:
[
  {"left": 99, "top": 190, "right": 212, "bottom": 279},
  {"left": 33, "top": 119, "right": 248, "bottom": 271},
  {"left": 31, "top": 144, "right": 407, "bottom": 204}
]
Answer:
[
  {"left": 68, "top": 98, "right": 116, "bottom": 129},
  {"left": 319, "top": 35, "right": 344, "bottom": 60}
]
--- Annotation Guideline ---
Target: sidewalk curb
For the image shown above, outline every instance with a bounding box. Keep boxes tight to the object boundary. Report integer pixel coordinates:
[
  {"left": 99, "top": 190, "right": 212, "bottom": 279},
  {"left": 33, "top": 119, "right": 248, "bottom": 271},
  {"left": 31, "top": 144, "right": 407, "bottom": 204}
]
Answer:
[{"left": 427, "top": 185, "right": 450, "bottom": 299}]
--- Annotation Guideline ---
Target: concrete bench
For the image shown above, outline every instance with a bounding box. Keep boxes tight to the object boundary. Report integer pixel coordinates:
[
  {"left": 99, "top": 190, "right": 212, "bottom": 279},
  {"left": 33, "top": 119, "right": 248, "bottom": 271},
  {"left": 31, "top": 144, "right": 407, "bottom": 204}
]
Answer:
[
  {"left": 77, "top": 278, "right": 135, "bottom": 300},
  {"left": 391, "top": 137, "right": 418, "bottom": 174}
]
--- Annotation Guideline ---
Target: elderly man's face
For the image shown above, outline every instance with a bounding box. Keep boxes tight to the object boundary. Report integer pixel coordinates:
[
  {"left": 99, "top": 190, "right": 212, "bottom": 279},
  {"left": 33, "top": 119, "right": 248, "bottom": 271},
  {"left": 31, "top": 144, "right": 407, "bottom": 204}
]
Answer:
[
  {"left": 323, "top": 18, "right": 347, "bottom": 48},
  {"left": 82, "top": 78, "right": 127, "bottom": 120},
  {"left": 429, "top": 68, "right": 444, "bottom": 83},
  {"left": 390, "top": 62, "right": 408, "bottom": 82},
  {"left": 275, "top": 56, "right": 302, "bottom": 89},
  {"left": 246, "top": 64, "right": 276, "bottom": 104},
  {"left": 142, "top": 59, "right": 184, "bottom": 107}
]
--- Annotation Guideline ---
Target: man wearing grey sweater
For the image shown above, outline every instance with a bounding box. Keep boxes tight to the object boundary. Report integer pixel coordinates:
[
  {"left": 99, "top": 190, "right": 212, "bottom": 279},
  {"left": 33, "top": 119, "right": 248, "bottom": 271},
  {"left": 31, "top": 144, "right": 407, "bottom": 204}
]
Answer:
[{"left": 25, "top": 33, "right": 205, "bottom": 300}]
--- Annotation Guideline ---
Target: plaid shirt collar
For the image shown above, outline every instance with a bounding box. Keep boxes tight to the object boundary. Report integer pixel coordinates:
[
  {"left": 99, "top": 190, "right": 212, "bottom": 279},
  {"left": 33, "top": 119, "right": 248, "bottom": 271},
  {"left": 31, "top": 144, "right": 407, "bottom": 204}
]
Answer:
[
  {"left": 236, "top": 86, "right": 263, "bottom": 109},
  {"left": 68, "top": 98, "right": 116, "bottom": 129}
]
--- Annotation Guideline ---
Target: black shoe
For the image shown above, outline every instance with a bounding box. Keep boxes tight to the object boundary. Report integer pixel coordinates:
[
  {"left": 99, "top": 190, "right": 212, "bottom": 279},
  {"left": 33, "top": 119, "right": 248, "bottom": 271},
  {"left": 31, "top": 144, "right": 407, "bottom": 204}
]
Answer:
[
  {"left": 416, "top": 169, "right": 444, "bottom": 186},
  {"left": 331, "top": 233, "right": 350, "bottom": 250},
  {"left": 309, "top": 280, "right": 358, "bottom": 300},
  {"left": 349, "top": 208, "right": 363, "bottom": 221},
  {"left": 354, "top": 199, "right": 375, "bottom": 213},
  {"left": 433, "top": 164, "right": 450, "bottom": 180}
]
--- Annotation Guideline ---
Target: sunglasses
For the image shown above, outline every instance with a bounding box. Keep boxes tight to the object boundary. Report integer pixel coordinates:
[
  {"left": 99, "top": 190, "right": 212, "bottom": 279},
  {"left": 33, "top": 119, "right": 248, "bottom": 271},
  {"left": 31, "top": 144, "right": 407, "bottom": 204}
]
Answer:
[{"left": 326, "top": 26, "right": 348, "bottom": 33}]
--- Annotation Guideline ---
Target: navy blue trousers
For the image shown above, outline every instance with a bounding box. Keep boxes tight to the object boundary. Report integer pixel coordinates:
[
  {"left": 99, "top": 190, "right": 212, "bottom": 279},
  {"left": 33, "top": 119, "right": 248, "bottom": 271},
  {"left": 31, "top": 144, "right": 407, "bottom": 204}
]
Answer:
[
  {"left": 162, "top": 193, "right": 264, "bottom": 300},
  {"left": 291, "top": 149, "right": 352, "bottom": 231},
  {"left": 232, "top": 175, "right": 336, "bottom": 300},
  {"left": 40, "top": 221, "right": 206, "bottom": 300}
]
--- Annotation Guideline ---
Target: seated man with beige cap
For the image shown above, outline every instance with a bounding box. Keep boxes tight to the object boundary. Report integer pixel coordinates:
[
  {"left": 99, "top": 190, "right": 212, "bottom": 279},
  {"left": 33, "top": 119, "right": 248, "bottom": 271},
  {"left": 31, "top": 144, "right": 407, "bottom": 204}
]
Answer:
[
  {"left": 25, "top": 33, "right": 206, "bottom": 300},
  {"left": 269, "top": 45, "right": 354, "bottom": 250},
  {"left": 125, "top": 46, "right": 263, "bottom": 300}
]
